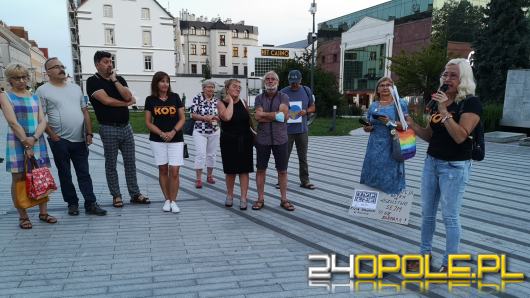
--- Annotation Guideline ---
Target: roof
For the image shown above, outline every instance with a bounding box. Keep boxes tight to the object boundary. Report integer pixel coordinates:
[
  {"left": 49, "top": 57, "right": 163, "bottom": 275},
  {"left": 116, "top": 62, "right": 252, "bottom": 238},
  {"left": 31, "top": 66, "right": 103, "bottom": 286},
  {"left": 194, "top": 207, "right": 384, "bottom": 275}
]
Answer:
[
  {"left": 277, "top": 39, "right": 309, "bottom": 49},
  {"left": 179, "top": 20, "right": 257, "bottom": 34}
]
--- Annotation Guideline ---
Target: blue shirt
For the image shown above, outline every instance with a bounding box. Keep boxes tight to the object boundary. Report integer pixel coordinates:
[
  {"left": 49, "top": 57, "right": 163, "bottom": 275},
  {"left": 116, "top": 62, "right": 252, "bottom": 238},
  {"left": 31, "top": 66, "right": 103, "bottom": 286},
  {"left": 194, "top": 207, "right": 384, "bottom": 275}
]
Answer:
[{"left": 280, "top": 85, "right": 314, "bottom": 134}]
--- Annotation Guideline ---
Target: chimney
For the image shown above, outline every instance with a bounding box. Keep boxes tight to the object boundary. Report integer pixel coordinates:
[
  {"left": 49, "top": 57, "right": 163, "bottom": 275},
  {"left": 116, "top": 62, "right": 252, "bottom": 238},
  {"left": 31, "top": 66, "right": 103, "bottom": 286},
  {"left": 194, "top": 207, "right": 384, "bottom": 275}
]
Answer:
[{"left": 39, "top": 48, "right": 49, "bottom": 59}]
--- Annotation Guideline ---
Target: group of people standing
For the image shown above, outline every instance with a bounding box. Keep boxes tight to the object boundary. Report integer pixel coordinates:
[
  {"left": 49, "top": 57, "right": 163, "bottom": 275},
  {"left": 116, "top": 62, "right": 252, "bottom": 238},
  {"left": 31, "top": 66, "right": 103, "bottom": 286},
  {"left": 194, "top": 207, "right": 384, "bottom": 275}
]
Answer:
[
  {"left": 1, "top": 50, "right": 481, "bottom": 274},
  {"left": 360, "top": 58, "right": 482, "bottom": 273},
  {"left": 0, "top": 50, "right": 316, "bottom": 228}
]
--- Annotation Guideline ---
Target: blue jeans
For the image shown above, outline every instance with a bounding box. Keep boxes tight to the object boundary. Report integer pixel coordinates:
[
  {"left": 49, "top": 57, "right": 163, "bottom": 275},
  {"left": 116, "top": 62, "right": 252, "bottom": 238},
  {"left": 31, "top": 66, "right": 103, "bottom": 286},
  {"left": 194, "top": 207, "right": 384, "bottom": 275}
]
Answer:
[
  {"left": 48, "top": 138, "right": 96, "bottom": 208},
  {"left": 420, "top": 154, "right": 471, "bottom": 266}
]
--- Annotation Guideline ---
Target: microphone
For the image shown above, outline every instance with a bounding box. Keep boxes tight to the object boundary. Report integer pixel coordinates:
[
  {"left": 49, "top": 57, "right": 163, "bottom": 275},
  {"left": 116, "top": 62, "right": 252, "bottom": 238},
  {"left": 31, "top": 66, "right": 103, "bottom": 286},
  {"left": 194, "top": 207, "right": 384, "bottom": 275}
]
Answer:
[{"left": 426, "top": 84, "right": 449, "bottom": 112}]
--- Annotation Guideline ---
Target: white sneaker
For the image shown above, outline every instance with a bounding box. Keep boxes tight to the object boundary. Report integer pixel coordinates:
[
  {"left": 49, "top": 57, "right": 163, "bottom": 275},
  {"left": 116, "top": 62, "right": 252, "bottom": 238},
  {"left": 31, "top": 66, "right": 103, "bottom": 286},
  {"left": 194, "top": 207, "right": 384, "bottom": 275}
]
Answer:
[
  {"left": 170, "top": 201, "right": 180, "bottom": 213},
  {"left": 162, "top": 200, "right": 171, "bottom": 212}
]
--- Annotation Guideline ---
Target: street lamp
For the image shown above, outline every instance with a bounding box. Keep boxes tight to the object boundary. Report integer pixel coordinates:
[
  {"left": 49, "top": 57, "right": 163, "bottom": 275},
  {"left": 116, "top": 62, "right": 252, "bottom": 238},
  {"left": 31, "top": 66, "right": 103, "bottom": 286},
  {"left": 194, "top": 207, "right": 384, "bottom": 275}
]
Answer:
[{"left": 309, "top": 0, "right": 317, "bottom": 92}]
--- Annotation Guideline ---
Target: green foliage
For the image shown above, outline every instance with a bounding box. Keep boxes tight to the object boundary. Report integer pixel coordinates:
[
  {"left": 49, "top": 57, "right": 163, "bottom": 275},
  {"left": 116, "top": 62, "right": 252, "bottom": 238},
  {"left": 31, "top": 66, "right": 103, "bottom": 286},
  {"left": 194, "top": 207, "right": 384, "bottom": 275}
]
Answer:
[
  {"left": 387, "top": 45, "right": 448, "bottom": 101},
  {"left": 431, "top": 0, "right": 483, "bottom": 48},
  {"left": 473, "top": 0, "right": 530, "bottom": 103},
  {"left": 202, "top": 59, "right": 212, "bottom": 80},
  {"left": 481, "top": 102, "right": 503, "bottom": 132},
  {"left": 275, "top": 56, "right": 342, "bottom": 117},
  {"left": 308, "top": 117, "right": 362, "bottom": 136}
]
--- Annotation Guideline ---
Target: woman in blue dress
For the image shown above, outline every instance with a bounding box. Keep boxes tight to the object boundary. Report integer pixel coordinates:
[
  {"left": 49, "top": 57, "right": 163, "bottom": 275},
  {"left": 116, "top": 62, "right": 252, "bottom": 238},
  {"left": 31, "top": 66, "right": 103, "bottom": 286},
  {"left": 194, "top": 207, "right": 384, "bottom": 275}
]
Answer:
[
  {"left": 0, "top": 63, "right": 56, "bottom": 229},
  {"left": 360, "top": 77, "right": 408, "bottom": 194}
]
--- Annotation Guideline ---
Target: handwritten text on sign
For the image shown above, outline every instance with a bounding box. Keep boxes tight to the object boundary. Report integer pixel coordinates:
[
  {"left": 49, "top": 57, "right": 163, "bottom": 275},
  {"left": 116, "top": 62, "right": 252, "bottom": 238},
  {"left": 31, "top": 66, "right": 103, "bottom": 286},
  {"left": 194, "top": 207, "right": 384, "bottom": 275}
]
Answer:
[{"left": 349, "top": 187, "right": 414, "bottom": 225}]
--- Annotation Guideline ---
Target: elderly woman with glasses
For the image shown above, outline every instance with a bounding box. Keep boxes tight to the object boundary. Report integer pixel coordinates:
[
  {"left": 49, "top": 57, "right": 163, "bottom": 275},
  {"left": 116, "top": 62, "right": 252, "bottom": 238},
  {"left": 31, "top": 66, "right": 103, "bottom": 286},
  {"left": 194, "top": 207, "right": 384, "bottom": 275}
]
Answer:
[
  {"left": 359, "top": 76, "right": 409, "bottom": 195},
  {"left": 190, "top": 80, "right": 220, "bottom": 188},
  {"left": 0, "top": 63, "right": 56, "bottom": 229},
  {"left": 406, "top": 59, "right": 482, "bottom": 273}
]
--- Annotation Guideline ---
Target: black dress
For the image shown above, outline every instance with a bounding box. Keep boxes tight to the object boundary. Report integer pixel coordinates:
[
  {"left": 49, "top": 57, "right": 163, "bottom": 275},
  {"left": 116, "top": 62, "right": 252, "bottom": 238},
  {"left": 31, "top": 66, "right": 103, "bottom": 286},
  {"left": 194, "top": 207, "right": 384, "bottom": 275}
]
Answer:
[{"left": 220, "top": 100, "right": 254, "bottom": 174}]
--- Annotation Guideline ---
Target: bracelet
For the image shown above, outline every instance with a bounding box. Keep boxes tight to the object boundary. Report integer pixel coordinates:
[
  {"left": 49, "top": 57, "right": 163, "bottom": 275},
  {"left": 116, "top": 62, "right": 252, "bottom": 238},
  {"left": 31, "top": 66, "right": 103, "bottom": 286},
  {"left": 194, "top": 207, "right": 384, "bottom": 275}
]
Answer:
[
  {"left": 173, "top": 127, "right": 178, "bottom": 133},
  {"left": 441, "top": 114, "right": 453, "bottom": 123},
  {"left": 31, "top": 135, "right": 38, "bottom": 141}
]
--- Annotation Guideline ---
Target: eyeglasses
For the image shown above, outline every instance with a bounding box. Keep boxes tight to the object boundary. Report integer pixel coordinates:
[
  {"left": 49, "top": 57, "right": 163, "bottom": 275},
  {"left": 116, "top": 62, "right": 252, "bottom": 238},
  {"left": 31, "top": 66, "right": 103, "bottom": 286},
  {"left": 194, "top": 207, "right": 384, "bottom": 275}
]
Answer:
[
  {"left": 379, "top": 84, "right": 393, "bottom": 88},
  {"left": 441, "top": 72, "right": 459, "bottom": 80},
  {"left": 12, "top": 76, "right": 28, "bottom": 81},
  {"left": 47, "top": 65, "right": 66, "bottom": 71}
]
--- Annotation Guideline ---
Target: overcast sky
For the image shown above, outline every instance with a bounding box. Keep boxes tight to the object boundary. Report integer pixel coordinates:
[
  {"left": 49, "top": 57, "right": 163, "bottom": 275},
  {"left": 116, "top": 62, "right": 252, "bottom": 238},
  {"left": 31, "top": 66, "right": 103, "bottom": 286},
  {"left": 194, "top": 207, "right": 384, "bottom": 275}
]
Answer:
[{"left": 0, "top": 0, "right": 387, "bottom": 76}]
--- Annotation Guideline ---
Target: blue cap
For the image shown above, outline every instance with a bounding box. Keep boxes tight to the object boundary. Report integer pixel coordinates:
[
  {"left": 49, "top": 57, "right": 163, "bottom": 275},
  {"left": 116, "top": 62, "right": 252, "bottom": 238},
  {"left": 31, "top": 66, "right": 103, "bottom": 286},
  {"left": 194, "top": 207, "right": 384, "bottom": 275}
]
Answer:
[{"left": 288, "top": 69, "right": 302, "bottom": 84}]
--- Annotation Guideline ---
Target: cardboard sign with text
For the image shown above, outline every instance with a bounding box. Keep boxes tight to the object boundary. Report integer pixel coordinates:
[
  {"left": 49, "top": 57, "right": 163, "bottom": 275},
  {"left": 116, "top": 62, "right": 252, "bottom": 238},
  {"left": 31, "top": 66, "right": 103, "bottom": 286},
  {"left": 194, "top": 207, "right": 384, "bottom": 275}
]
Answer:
[{"left": 348, "top": 185, "right": 414, "bottom": 225}]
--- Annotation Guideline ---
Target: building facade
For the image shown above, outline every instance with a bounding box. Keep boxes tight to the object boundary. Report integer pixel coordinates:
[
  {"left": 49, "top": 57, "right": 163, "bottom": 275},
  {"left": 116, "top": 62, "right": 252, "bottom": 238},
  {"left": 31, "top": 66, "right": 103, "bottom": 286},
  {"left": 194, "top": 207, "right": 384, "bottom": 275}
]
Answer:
[
  {"left": 76, "top": 0, "right": 176, "bottom": 106},
  {"left": 176, "top": 10, "right": 258, "bottom": 76}
]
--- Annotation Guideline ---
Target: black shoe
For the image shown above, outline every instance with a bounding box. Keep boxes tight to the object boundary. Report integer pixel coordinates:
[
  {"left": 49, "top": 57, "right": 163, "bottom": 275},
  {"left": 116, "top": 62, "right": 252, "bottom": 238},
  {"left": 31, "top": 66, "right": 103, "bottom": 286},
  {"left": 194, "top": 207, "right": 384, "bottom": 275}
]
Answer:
[
  {"left": 68, "top": 205, "right": 79, "bottom": 216},
  {"left": 85, "top": 203, "right": 107, "bottom": 216}
]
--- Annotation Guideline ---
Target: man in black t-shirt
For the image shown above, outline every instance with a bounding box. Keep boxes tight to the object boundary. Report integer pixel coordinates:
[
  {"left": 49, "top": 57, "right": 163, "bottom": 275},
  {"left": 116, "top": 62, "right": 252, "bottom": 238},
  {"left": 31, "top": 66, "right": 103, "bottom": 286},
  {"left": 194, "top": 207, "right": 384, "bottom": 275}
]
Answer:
[{"left": 86, "top": 51, "right": 150, "bottom": 208}]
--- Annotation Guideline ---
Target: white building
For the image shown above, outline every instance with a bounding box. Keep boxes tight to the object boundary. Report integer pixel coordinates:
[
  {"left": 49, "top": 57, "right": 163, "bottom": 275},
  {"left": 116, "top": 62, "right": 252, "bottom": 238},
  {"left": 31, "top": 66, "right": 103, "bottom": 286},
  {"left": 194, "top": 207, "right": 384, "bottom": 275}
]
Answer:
[
  {"left": 0, "top": 22, "right": 32, "bottom": 91},
  {"left": 76, "top": 0, "right": 176, "bottom": 106},
  {"left": 246, "top": 45, "right": 306, "bottom": 78},
  {"left": 177, "top": 10, "right": 258, "bottom": 76}
]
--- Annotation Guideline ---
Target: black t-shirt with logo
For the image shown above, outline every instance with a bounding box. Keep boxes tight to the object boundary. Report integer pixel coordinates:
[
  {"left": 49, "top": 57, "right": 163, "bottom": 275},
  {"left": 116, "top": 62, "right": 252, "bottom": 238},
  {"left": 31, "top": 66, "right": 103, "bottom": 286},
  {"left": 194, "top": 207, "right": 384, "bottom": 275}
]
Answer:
[
  {"left": 427, "top": 96, "right": 482, "bottom": 161},
  {"left": 86, "top": 74, "right": 129, "bottom": 124},
  {"left": 145, "top": 92, "right": 184, "bottom": 143}
]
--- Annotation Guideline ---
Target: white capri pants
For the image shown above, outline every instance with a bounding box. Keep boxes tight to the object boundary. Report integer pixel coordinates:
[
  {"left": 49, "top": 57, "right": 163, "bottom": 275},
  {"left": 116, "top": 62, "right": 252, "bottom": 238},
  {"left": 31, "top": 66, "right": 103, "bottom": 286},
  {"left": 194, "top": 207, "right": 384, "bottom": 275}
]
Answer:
[
  {"left": 193, "top": 130, "right": 220, "bottom": 170},
  {"left": 150, "top": 141, "right": 184, "bottom": 166}
]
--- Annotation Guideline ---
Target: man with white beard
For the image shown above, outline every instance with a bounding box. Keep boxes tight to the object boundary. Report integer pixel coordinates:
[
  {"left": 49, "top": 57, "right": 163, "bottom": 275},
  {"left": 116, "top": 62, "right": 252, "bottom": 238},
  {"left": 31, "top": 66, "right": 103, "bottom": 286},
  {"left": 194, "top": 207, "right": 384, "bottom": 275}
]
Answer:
[{"left": 252, "top": 71, "right": 294, "bottom": 211}]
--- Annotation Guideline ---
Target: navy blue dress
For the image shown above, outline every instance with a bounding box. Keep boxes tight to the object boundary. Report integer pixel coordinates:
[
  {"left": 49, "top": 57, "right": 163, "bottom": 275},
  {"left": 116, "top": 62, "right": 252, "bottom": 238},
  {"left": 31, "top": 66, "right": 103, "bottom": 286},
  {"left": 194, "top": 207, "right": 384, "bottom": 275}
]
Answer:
[{"left": 360, "top": 99, "right": 408, "bottom": 194}]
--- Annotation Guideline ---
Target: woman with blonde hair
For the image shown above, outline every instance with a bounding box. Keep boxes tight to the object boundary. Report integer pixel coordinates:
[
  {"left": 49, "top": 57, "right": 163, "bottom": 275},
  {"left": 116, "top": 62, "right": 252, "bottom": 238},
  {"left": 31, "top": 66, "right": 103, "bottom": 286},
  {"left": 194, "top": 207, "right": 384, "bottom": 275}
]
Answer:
[
  {"left": 406, "top": 58, "right": 482, "bottom": 272},
  {"left": 359, "top": 76, "right": 409, "bottom": 194},
  {"left": 217, "top": 79, "right": 254, "bottom": 210},
  {"left": 190, "top": 80, "right": 220, "bottom": 188},
  {"left": 0, "top": 63, "right": 56, "bottom": 229}
]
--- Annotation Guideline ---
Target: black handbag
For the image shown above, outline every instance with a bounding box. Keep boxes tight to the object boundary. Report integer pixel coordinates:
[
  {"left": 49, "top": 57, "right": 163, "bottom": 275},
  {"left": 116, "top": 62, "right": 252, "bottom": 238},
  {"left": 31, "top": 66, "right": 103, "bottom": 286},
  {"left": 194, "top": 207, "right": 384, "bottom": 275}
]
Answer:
[
  {"left": 183, "top": 143, "right": 189, "bottom": 158},
  {"left": 183, "top": 118, "right": 195, "bottom": 136}
]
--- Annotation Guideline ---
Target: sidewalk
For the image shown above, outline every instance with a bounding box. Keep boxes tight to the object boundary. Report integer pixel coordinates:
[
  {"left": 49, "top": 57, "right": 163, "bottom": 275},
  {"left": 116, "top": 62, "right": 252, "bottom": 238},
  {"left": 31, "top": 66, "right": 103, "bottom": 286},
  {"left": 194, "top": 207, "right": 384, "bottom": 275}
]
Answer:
[{"left": 0, "top": 114, "right": 529, "bottom": 297}]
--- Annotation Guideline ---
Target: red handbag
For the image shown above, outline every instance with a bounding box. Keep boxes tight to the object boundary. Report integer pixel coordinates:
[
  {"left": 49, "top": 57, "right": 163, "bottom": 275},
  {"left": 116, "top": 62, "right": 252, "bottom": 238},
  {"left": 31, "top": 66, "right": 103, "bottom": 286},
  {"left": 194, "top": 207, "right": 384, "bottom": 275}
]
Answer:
[{"left": 25, "top": 156, "right": 57, "bottom": 200}]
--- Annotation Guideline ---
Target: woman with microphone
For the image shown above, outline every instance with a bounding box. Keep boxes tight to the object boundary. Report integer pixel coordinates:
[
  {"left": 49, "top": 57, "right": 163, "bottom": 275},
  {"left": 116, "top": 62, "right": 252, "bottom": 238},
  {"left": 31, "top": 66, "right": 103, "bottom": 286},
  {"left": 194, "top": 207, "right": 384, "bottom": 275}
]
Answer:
[{"left": 406, "top": 59, "right": 482, "bottom": 272}]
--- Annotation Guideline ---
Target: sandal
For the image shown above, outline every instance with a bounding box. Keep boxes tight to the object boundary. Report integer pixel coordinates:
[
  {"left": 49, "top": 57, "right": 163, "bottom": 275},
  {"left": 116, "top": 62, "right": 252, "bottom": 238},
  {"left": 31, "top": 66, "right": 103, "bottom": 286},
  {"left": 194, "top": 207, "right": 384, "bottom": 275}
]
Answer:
[
  {"left": 207, "top": 176, "right": 215, "bottom": 184},
  {"left": 280, "top": 200, "right": 295, "bottom": 211},
  {"left": 19, "top": 217, "right": 32, "bottom": 229},
  {"left": 252, "top": 200, "right": 264, "bottom": 210},
  {"left": 195, "top": 179, "right": 203, "bottom": 189},
  {"left": 38, "top": 214, "right": 57, "bottom": 224},
  {"left": 275, "top": 183, "right": 280, "bottom": 189},
  {"left": 130, "top": 194, "right": 151, "bottom": 204},
  {"left": 240, "top": 199, "right": 248, "bottom": 210},
  {"left": 113, "top": 196, "right": 124, "bottom": 208},
  {"left": 300, "top": 183, "right": 316, "bottom": 190},
  {"left": 225, "top": 196, "right": 233, "bottom": 207}
]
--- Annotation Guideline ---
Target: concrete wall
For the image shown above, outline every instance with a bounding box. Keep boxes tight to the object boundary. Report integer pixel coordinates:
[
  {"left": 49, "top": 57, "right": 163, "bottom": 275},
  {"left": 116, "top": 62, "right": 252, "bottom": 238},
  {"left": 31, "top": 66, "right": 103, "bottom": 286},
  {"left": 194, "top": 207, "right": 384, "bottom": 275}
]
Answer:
[{"left": 501, "top": 69, "right": 530, "bottom": 128}]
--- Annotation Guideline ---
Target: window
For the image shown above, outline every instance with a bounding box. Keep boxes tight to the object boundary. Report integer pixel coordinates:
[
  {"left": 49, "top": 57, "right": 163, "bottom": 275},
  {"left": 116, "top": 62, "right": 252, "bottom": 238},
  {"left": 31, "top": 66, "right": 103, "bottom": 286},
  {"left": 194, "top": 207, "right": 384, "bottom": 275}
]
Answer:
[
  {"left": 369, "top": 51, "right": 376, "bottom": 61},
  {"left": 141, "top": 8, "right": 150, "bottom": 20},
  {"left": 321, "top": 56, "right": 326, "bottom": 64},
  {"left": 200, "top": 27, "right": 206, "bottom": 35},
  {"left": 191, "top": 64, "right": 197, "bottom": 74},
  {"left": 220, "top": 54, "right": 226, "bottom": 67},
  {"left": 233, "top": 65, "right": 238, "bottom": 75},
  {"left": 190, "top": 27, "right": 196, "bottom": 35},
  {"left": 201, "top": 45, "right": 207, "bottom": 55},
  {"left": 232, "top": 30, "right": 238, "bottom": 38},
  {"left": 104, "top": 28, "right": 115, "bottom": 45},
  {"left": 333, "top": 54, "right": 338, "bottom": 63},
  {"left": 144, "top": 55, "right": 152, "bottom": 71},
  {"left": 219, "top": 35, "right": 226, "bottom": 46},
  {"left": 103, "top": 5, "right": 113, "bottom": 17},
  {"left": 142, "top": 30, "right": 152, "bottom": 46},
  {"left": 110, "top": 53, "right": 116, "bottom": 68},
  {"left": 243, "top": 47, "right": 247, "bottom": 58},
  {"left": 244, "top": 66, "right": 248, "bottom": 76},
  {"left": 190, "top": 44, "right": 197, "bottom": 55},
  {"left": 244, "top": 30, "right": 249, "bottom": 38},
  {"left": 232, "top": 47, "right": 239, "bottom": 57}
]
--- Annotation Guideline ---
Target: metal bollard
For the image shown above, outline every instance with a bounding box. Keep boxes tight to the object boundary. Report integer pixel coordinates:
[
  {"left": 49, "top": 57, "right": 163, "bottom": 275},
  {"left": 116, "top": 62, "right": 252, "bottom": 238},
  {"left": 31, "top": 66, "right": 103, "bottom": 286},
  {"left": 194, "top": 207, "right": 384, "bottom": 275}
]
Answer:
[{"left": 329, "top": 105, "right": 337, "bottom": 132}]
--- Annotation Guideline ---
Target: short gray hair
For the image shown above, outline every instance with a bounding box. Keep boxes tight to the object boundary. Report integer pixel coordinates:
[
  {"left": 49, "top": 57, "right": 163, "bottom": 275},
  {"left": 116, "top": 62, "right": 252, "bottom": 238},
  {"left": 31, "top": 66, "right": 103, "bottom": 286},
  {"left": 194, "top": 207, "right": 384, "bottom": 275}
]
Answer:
[
  {"left": 201, "top": 80, "right": 216, "bottom": 89},
  {"left": 263, "top": 71, "right": 279, "bottom": 81}
]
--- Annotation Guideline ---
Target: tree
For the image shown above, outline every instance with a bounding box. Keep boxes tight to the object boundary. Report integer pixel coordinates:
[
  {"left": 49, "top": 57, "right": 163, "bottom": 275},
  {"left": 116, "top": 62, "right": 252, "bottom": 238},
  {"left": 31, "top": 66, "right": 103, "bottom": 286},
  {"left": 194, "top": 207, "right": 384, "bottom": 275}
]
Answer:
[
  {"left": 431, "top": 0, "right": 483, "bottom": 49},
  {"left": 473, "top": 0, "right": 530, "bottom": 103},
  {"left": 202, "top": 59, "right": 212, "bottom": 80},
  {"left": 387, "top": 44, "right": 448, "bottom": 102},
  {"left": 274, "top": 54, "right": 342, "bottom": 117}
]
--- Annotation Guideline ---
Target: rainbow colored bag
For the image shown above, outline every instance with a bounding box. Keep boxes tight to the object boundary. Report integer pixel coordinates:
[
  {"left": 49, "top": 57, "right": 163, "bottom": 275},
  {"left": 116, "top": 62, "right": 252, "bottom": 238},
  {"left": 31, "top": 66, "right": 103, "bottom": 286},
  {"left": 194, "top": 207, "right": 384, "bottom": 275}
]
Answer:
[{"left": 392, "top": 128, "right": 416, "bottom": 161}]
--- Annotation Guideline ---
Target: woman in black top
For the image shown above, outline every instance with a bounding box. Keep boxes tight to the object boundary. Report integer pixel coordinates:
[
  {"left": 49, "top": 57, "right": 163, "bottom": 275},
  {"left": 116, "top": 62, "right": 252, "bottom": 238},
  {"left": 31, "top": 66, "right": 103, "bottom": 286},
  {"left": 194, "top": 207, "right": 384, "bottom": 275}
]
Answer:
[
  {"left": 217, "top": 79, "right": 254, "bottom": 210},
  {"left": 145, "top": 71, "right": 185, "bottom": 213},
  {"left": 406, "top": 59, "right": 482, "bottom": 272}
]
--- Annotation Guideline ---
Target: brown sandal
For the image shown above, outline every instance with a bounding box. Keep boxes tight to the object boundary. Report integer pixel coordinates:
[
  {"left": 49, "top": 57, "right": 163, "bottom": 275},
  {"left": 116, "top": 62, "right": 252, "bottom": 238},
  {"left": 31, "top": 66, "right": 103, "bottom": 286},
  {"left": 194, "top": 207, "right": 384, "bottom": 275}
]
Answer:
[
  {"left": 252, "top": 200, "right": 265, "bottom": 210},
  {"left": 19, "top": 217, "right": 32, "bottom": 229},
  {"left": 130, "top": 194, "right": 150, "bottom": 204},
  {"left": 38, "top": 214, "right": 57, "bottom": 224},
  {"left": 280, "top": 200, "right": 295, "bottom": 211},
  {"left": 113, "top": 196, "right": 124, "bottom": 208}
]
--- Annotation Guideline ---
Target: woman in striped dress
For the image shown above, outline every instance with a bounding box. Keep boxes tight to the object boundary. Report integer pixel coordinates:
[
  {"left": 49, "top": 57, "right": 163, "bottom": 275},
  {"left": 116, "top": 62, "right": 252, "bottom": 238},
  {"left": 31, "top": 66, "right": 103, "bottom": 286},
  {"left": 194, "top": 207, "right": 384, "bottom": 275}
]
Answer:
[{"left": 0, "top": 63, "right": 56, "bottom": 229}]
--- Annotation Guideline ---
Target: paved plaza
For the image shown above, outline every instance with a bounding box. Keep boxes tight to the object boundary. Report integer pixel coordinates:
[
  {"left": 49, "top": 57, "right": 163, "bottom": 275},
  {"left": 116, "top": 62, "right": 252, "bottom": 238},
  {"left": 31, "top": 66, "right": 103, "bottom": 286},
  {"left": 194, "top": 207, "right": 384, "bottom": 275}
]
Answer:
[{"left": 0, "top": 115, "right": 529, "bottom": 297}]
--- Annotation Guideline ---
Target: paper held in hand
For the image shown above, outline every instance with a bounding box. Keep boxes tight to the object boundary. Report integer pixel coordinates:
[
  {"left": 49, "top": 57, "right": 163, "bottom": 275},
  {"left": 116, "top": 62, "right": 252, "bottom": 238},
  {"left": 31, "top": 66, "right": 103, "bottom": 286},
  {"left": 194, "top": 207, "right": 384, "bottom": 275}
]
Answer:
[{"left": 349, "top": 184, "right": 414, "bottom": 226}]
